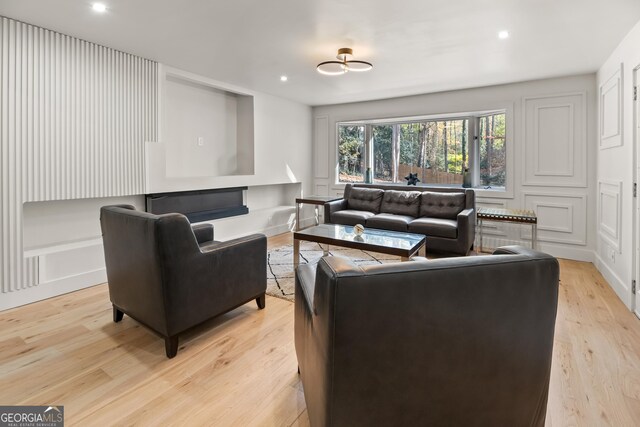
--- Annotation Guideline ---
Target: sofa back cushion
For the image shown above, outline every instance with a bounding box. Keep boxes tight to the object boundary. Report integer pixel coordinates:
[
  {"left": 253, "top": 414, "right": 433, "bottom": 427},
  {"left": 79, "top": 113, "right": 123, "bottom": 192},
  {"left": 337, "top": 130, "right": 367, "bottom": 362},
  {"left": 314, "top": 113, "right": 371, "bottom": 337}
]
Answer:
[
  {"left": 420, "top": 191, "right": 466, "bottom": 219},
  {"left": 380, "top": 190, "right": 421, "bottom": 217},
  {"left": 347, "top": 188, "right": 384, "bottom": 213}
]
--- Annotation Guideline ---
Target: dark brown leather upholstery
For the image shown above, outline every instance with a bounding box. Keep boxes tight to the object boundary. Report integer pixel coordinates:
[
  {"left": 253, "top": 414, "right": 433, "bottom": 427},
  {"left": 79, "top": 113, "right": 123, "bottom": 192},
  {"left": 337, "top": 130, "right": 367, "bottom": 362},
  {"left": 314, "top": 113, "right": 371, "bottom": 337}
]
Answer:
[
  {"left": 408, "top": 217, "right": 458, "bottom": 238},
  {"left": 366, "top": 213, "right": 414, "bottom": 232},
  {"left": 295, "top": 246, "right": 559, "bottom": 427},
  {"left": 419, "top": 190, "right": 466, "bottom": 219},
  {"left": 380, "top": 190, "right": 422, "bottom": 217},
  {"left": 346, "top": 187, "right": 384, "bottom": 213},
  {"left": 100, "top": 205, "right": 267, "bottom": 358},
  {"left": 325, "top": 183, "right": 475, "bottom": 255},
  {"left": 330, "top": 210, "right": 375, "bottom": 226}
]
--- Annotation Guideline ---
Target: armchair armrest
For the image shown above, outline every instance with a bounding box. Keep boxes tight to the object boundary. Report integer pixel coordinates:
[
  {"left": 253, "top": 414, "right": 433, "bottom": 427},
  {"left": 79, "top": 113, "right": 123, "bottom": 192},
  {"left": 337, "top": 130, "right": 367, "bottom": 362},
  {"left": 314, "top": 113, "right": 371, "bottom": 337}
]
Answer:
[
  {"left": 296, "top": 264, "right": 317, "bottom": 314},
  {"left": 191, "top": 223, "right": 214, "bottom": 244},
  {"left": 492, "top": 245, "right": 557, "bottom": 261},
  {"left": 324, "top": 199, "right": 348, "bottom": 223},
  {"left": 199, "top": 233, "right": 265, "bottom": 255}
]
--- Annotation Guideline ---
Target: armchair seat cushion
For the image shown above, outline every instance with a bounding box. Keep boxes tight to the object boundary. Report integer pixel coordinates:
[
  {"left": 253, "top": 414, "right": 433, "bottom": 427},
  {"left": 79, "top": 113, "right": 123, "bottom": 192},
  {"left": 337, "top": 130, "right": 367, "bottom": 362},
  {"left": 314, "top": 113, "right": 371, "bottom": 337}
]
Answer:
[
  {"left": 409, "top": 217, "right": 458, "bottom": 239},
  {"left": 331, "top": 210, "right": 375, "bottom": 226},
  {"left": 366, "top": 213, "right": 414, "bottom": 232}
]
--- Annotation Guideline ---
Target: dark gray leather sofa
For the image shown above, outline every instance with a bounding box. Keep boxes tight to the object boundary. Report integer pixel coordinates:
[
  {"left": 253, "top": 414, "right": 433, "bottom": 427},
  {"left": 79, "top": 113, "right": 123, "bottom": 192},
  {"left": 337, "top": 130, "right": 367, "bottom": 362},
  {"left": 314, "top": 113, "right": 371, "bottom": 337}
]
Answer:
[
  {"left": 100, "top": 205, "right": 267, "bottom": 358},
  {"left": 325, "top": 183, "right": 475, "bottom": 255},
  {"left": 295, "top": 246, "right": 559, "bottom": 427}
]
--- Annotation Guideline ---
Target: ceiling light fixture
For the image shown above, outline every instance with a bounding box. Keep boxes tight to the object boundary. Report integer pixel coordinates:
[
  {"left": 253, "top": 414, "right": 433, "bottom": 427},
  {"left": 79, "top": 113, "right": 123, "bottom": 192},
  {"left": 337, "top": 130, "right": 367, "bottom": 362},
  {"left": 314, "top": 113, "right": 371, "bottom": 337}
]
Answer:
[
  {"left": 280, "top": 75, "right": 288, "bottom": 82},
  {"left": 317, "top": 48, "right": 373, "bottom": 76},
  {"left": 498, "top": 30, "right": 509, "bottom": 39},
  {"left": 92, "top": 3, "right": 107, "bottom": 12}
]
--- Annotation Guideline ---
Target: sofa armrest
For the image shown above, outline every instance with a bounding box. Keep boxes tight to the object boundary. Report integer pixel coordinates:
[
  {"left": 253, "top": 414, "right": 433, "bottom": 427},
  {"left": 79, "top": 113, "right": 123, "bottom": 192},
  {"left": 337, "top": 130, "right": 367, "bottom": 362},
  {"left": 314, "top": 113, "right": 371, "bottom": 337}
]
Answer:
[
  {"left": 457, "top": 208, "right": 476, "bottom": 250},
  {"left": 324, "top": 199, "right": 348, "bottom": 223},
  {"left": 191, "top": 223, "right": 214, "bottom": 244}
]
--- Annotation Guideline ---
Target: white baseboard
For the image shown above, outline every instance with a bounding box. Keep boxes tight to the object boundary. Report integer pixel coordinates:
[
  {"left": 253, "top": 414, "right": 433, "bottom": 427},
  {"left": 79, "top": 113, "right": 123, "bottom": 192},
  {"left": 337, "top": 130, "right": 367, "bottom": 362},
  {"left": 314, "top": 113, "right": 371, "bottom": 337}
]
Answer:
[
  {"left": 594, "top": 254, "right": 631, "bottom": 308},
  {"left": 0, "top": 269, "right": 106, "bottom": 312},
  {"left": 218, "top": 215, "right": 314, "bottom": 241},
  {"left": 1, "top": 215, "right": 315, "bottom": 312}
]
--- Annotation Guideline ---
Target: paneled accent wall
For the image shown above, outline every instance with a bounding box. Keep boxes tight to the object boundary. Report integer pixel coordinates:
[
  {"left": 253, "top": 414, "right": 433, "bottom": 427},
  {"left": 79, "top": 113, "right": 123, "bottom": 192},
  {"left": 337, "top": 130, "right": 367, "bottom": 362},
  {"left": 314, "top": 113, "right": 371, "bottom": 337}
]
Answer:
[
  {"left": 522, "top": 192, "right": 587, "bottom": 246},
  {"left": 0, "top": 16, "right": 158, "bottom": 293},
  {"left": 522, "top": 92, "right": 587, "bottom": 187},
  {"left": 598, "top": 180, "right": 623, "bottom": 252},
  {"left": 599, "top": 65, "right": 623, "bottom": 149}
]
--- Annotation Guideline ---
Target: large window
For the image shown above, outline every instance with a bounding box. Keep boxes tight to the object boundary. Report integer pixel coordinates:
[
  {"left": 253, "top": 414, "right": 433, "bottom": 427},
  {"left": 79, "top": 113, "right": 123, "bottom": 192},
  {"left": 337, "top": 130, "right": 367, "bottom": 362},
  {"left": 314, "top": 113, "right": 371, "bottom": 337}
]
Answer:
[
  {"left": 479, "top": 113, "right": 506, "bottom": 188},
  {"left": 337, "top": 111, "right": 506, "bottom": 189},
  {"left": 337, "top": 125, "right": 365, "bottom": 183}
]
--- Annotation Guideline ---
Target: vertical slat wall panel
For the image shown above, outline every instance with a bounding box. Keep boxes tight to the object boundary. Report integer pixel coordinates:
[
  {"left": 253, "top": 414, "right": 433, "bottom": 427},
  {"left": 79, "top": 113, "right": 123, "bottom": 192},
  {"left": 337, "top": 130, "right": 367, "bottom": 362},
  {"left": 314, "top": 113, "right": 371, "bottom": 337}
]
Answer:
[{"left": 0, "top": 17, "right": 158, "bottom": 293}]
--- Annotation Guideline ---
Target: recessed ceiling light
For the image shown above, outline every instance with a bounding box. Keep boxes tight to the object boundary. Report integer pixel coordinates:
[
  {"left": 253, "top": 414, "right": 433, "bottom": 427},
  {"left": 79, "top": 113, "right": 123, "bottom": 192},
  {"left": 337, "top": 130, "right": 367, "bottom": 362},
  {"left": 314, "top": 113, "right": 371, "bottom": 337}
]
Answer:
[
  {"left": 280, "top": 75, "right": 288, "bottom": 82},
  {"left": 92, "top": 3, "right": 107, "bottom": 12},
  {"left": 498, "top": 30, "right": 509, "bottom": 39}
]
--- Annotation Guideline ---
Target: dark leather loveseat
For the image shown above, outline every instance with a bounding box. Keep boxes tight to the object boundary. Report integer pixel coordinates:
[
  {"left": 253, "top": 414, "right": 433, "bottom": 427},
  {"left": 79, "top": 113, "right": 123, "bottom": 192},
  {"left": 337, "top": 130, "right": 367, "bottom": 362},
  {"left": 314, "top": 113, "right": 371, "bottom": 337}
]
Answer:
[
  {"left": 295, "top": 246, "right": 559, "bottom": 426},
  {"left": 325, "top": 183, "right": 475, "bottom": 255},
  {"left": 100, "top": 205, "right": 267, "bottom": 358}
]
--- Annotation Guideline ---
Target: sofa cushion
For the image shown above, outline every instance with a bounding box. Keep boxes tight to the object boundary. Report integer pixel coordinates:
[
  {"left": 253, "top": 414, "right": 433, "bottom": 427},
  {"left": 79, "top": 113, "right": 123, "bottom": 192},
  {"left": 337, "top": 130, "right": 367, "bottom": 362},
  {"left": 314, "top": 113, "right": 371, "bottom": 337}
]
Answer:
[
  {"left": 366, "top": 213, "right": 414, "bottom": 232},
  {"left": 409, "top": 217, "right": 458, "bottom": 239},
  {"left": 419, "top": 191, "right": 466, "bottom": 219},
  {"left": 380, "top": 190, "right": 421, "bottom": 217},
  {"left": 331, "top": 210, "right": 376, "bottom": 226},
  {"left": 347, "top": 188, "right": 384, "bottom": 213}
]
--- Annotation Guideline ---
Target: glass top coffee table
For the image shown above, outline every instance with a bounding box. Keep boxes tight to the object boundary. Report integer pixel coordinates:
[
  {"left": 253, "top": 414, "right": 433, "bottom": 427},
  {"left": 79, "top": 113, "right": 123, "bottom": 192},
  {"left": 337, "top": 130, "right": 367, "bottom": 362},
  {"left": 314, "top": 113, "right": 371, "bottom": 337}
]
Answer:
[{"left": 293, "top": 224, "right": 426, "bottom": 268}]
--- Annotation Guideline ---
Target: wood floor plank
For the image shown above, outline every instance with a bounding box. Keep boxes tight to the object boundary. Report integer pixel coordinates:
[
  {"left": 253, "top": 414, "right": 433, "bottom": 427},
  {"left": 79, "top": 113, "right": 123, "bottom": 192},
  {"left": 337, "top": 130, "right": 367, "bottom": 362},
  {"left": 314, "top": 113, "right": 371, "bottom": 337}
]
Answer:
[{"left": 0, "top": 233, "right": 639, "bottom": 426}]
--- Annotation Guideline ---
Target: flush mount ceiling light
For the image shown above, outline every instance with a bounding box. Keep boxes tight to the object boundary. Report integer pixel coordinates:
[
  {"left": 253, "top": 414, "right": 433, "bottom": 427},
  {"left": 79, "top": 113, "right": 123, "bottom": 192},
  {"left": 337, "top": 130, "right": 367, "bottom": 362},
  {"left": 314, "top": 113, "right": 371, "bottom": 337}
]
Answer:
[
  {"left": 498, "top": 30, "right": 510, "bottom": 39},
  {"left": 316, "top": 48, "right": 373, "bottom": 75}
]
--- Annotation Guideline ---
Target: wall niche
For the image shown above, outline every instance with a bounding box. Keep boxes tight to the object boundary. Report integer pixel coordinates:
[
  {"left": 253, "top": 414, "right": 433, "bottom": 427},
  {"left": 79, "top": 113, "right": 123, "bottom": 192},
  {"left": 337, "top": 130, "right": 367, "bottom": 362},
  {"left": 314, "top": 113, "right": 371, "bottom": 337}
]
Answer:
[{"left": 160, "top": 66, "right": 255, "bottom": 178}]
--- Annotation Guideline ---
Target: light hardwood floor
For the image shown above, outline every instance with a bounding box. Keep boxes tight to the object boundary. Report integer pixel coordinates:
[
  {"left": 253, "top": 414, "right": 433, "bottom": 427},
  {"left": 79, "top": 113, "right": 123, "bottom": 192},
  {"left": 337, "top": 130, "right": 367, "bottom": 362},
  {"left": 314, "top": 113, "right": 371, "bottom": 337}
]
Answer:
[{"left": 0, "top": 232, "right": 639, "bottom": 426}]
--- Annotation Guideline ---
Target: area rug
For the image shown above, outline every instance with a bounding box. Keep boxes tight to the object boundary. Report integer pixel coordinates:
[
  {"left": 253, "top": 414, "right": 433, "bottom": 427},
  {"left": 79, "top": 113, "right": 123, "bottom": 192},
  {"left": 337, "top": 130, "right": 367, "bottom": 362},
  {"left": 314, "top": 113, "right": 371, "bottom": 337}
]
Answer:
[{"left": 267, "top": 241, "right": 402, "bottom": 302}]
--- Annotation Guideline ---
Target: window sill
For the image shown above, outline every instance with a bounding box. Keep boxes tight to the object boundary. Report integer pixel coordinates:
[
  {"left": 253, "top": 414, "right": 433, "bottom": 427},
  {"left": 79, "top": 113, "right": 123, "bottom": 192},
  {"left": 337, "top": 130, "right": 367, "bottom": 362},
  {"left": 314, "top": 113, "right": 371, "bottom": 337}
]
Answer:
[{"left": 474, "top": 186, "right": 513, "bottom": 199}]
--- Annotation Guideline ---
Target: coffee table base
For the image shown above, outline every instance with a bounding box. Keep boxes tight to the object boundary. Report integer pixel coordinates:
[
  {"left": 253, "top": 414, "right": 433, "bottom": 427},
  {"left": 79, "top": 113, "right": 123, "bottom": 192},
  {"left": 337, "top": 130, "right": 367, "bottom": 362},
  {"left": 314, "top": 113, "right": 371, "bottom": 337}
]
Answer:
[{"left": 293, "top": 239, "right": 426, "bottom": 269}]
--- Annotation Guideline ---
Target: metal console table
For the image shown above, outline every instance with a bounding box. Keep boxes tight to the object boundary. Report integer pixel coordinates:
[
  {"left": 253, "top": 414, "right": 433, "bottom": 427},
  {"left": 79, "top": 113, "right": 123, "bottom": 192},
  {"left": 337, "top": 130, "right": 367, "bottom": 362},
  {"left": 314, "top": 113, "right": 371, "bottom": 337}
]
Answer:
[
  {"left": 477, "top": 207, "right": 538, "bottom": 253},
  {"left": 295, "top": 195, "right": 342, "bottom": 231}
]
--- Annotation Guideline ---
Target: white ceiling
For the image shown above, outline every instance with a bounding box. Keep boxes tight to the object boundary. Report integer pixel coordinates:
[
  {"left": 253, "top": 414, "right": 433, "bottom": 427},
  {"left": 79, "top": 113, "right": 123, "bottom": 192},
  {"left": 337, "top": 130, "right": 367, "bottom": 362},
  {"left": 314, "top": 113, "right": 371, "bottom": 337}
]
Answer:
[{"left": 1, "top": 0, "right": 639, "bottom": 106}]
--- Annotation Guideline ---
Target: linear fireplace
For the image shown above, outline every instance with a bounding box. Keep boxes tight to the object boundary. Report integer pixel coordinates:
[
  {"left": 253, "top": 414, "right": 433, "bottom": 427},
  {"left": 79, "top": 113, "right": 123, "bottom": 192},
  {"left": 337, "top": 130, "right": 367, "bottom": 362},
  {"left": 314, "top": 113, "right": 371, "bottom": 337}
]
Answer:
[{"left": 145, "top": 187, "right": 248, "bottom": 223}]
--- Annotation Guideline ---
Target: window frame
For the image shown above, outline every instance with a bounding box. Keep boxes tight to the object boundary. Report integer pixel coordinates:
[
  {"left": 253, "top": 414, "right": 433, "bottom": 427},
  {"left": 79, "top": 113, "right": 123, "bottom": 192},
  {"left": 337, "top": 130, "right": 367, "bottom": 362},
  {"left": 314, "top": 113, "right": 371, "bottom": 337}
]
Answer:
[{"left": 335, "top": 108, "right": 513, "bottom": 198}]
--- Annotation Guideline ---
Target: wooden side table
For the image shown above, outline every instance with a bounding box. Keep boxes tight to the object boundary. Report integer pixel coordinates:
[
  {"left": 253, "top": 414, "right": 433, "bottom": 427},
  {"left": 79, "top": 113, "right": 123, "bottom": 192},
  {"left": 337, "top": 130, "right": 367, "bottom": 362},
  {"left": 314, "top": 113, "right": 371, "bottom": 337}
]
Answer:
[
  {"left": 295, "top": 195, "right": 342, "bottom": 231},
  {"left": 477, "top": 207, "right": 538, "bottom": 252}
]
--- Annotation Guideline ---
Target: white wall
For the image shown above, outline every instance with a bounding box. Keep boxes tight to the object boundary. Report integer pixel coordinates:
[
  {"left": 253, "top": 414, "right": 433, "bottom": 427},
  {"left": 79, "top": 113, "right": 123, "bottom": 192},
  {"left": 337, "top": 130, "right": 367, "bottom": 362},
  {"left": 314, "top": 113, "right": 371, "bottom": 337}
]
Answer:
[
  {"left": 313, "top": 74, "right": 598, "bottom": 262},
  {"left": 0, "top": 16, "right": 157, "bottom": 310},
  {"left": 164, "top": 76, "right": 240, "bottom": 178},
  {"left": 596, "top": 18, "right": 640, "bottom": 313},
  {"left": 0, "top": 17, "right": 313, "bottom": 311}
]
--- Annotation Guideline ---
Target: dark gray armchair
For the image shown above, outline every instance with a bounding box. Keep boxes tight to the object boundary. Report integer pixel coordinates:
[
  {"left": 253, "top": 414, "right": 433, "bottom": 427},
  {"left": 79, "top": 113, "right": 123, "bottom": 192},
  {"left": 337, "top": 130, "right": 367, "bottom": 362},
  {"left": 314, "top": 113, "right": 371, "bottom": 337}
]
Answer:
[
  {"left": 295, "top": 246, "right": 559, "bottom": 426},
  {"left": 100, "top": 205, "right": 267, "bottom": 358}
]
